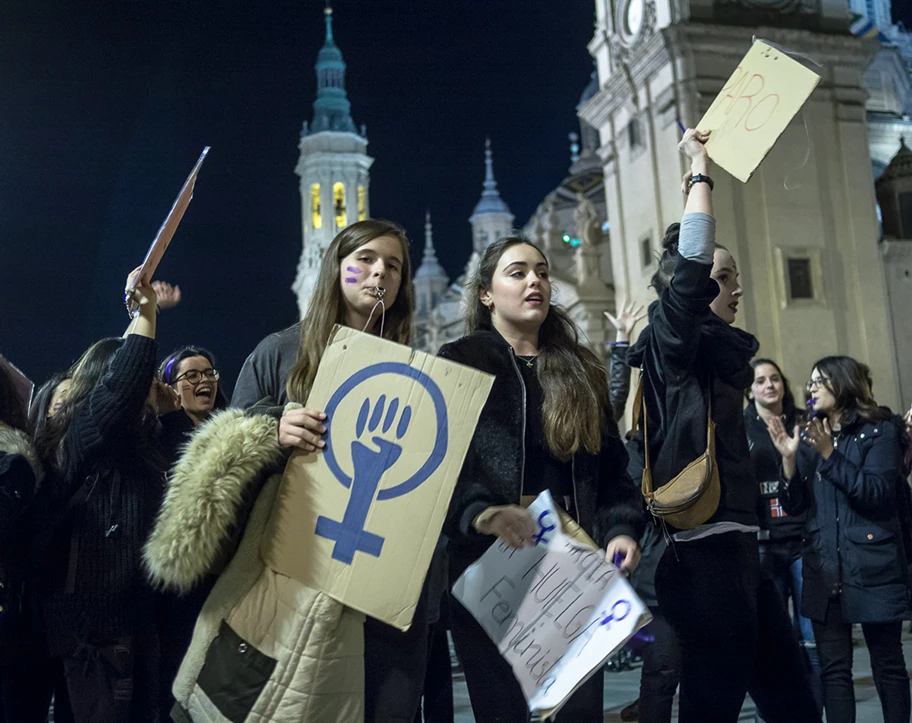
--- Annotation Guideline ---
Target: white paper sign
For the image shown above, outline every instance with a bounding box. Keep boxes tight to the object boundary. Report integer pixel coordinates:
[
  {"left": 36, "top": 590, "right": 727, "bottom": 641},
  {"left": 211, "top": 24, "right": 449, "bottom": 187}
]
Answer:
[{"left": 452, "top": 491, "right": 650, "bottom": 718}]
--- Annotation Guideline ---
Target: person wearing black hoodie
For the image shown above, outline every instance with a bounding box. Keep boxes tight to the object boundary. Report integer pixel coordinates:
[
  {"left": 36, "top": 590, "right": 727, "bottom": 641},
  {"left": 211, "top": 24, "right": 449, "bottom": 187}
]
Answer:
[
  {"left": 768, "top": 356, "right": 912, "bottom": 723},
  {"left": 625, "top": 129, "right": 819, "bottom": 723},
  {"left": 439, "top": 234, "right": 644, "bottom": 723}
]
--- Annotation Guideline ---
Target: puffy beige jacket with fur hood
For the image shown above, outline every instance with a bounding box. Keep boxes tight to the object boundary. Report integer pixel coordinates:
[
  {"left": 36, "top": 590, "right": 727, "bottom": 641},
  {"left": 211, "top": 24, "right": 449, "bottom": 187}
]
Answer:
[{"left": 144, "top": 410, "right": 365, "bottom": 723}]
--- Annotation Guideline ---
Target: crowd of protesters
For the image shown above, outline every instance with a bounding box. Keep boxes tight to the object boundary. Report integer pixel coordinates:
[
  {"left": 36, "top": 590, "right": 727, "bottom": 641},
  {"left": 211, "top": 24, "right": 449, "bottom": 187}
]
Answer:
[{"left": 0, "top": 129, "right": 910, "bottom": 723}]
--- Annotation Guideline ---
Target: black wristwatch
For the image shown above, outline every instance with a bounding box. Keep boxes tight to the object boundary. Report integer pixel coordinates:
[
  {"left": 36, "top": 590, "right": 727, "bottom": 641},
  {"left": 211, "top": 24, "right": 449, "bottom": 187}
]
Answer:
[{"left": 687, "top": 173, "right": 714, "bottom": 191}]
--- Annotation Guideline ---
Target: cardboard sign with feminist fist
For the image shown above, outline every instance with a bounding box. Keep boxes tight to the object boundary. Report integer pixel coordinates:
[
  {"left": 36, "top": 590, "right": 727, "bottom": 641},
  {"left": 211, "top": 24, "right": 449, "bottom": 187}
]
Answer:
[
  {"left": 262, "top": 326, "right": 493, "bottom": 630},
  {"left": 697, "top": 40, "right": 820, "bottom": 183}
]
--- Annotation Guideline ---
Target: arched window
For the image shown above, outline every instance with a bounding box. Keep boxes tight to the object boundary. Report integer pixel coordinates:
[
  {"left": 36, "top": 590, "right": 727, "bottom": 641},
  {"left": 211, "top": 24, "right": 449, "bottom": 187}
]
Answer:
[
  {"left": 334, "top": 183, "right": 347, "bottom": 228},
  {"left": 358, "top": 185, "right": 366, "bottom": 221},
  {"left": 311, "top": 184, "right": 321, "bottom": 229}
]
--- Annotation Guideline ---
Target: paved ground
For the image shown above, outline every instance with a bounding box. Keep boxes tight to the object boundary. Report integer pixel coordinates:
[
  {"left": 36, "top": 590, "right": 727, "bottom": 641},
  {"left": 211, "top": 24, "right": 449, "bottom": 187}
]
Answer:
[{"left": 451, "top": 627, "right": 912, "bottom": 722}]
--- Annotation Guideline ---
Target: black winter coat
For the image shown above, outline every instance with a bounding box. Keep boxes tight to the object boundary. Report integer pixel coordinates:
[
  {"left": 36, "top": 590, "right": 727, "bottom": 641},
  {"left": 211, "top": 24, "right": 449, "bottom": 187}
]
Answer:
[
  {"left": 438, "top": 330, "right": 644, "bottom": 577},
  {"left": 779, "top": 414, "right": 912, "bottom": 623},
  {"left": 626, "top": 255, "right": 760, "bottom": 528}
]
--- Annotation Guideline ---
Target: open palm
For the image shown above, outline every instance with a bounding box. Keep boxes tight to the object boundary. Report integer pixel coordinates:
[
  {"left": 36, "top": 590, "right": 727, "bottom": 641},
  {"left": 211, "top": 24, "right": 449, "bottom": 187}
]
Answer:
[{"left": 767, "top": 416, "right": 800, "bottom": 459}]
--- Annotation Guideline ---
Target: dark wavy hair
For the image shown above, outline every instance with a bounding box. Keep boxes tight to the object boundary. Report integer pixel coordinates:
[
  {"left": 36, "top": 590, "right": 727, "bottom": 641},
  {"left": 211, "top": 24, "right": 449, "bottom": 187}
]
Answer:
[
  {"left": 27, "top": 372, "right": 71, "bottom": 438},
  {"left": 36, "top": 338, "right": 160, "bottom": 474},
  {"left": 812, "top": 355, "right": 891, "bottom": 425},
  {"left": 464, "top": 234, "right": 613, "bottom": 459},
  {"left": 159, "top": 345, "right": 229, "bottom": 411}
]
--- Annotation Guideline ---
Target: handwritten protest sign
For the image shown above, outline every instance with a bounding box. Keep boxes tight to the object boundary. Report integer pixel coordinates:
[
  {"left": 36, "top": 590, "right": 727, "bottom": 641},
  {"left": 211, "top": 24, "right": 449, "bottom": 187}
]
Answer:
[
  {"left": 261, "top": 325, "right": 493, "bottom": 630},
  {"left": 125, "top": 146, "right": 210, "bottom": 315},
  {"left": 697, "top": 40, "right": 820, "bottom": 183},
  {"left": 452, "top": 491, "right": 650, "bottom": 719}
]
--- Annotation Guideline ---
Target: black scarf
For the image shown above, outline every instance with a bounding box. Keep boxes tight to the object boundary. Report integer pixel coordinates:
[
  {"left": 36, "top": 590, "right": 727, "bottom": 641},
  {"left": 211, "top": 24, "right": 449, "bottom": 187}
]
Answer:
[{"left": 629, "top": 302, "right": 759, "bottom": 390}]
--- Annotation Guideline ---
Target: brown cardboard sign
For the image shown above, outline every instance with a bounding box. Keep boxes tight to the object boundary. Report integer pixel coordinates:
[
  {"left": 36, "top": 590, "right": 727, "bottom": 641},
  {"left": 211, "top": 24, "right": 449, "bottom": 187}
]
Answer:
[
  {"left": 125, "top": 146, "right": 209, "bottom": 313},
  {"left": 697, "top": 41, "right": 820, "bottom": 183},
  {"left": 262, "top": 325, "right": 494, "bottom": 630}
]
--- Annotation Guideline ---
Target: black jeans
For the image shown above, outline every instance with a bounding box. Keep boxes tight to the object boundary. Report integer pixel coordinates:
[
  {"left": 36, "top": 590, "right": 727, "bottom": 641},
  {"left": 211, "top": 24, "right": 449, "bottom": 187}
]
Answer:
[
  {"left": 450, "top": 598, "right": 604, "bottom": 723},
  {"left": 414, "top": 616, "right": 454, "bottom": 723},
  {"left": 637, "top": 606, "right": 681, "bottom": 723},
  {"left": 812, "top": 596, "right": 911, "bottom": 723},
  {"left": 654, "top": 531, "right": 820, "bottom": 723},
  {"left": 364, "top": 579, "right": 430, "bottom": 723}
]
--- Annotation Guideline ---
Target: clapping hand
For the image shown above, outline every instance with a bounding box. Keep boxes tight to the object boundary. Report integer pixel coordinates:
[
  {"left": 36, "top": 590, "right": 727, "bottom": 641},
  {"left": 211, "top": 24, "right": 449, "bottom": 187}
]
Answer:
[
  {"left": 803, "top": 417, "right": 835, "bottom": 459},
  {"left": 604, "top": 300, "right": 647, "bottom": 342}
]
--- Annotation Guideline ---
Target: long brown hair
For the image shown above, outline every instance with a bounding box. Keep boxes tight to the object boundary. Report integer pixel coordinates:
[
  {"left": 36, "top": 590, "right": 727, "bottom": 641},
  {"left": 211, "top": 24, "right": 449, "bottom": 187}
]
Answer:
[
  {"left": 286, "top": 219, "right": 413, "bottom": 404},
  {"left": 464, "top": 235, "right": 612, "bottom": 459},
  {"left": 813, "top": 355, "right": 891, "bottom": 425}
]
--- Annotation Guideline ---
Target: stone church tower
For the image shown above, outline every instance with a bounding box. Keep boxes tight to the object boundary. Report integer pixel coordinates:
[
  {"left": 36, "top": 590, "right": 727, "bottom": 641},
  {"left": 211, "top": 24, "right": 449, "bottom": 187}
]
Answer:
[
  {"left": 293, "top": 6, "right": 373, "bottom": 317},
  {"left": 580, "top": 0, "right": 902, "bottom": 406}
]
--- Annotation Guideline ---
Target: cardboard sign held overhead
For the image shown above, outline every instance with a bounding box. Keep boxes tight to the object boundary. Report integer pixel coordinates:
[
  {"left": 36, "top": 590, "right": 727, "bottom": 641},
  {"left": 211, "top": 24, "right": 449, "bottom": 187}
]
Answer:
[
  {"left": 262, "top": 326, "right": 494, "bottom": 630},
  {"left": 125, "top": 146, "right": 209, "bottom": 314},
  {"left": 697, "top": 41, "right": 820, "bottom": 183},
  {"left": 452, "top": 491, "right": 651, "bottom": 719}
]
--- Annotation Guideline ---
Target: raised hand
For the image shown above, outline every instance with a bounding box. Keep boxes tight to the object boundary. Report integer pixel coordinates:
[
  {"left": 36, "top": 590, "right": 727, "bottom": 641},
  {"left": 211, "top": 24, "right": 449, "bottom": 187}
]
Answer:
[
  {"left": 604, "top": 300, "right": 647, "bottom": 342},
  {"left": 803, "top": 417, "right": 835, "bottom": 459},
  {"left": 148, "top": 378, "right": 181, "bottom": 415},
  {"left": 767, "top": 416, "right": 800, "bottom": 459},
  {"left": 152, "top": 281, "right": 182, "bottom": 310},
  {"left": 677, "top": 128, "right": 711, "bottom": 163}
]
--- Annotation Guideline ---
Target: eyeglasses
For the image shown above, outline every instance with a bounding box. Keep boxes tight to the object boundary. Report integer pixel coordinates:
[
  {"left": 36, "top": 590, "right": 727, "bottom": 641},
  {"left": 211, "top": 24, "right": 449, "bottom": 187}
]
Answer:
[
  {"left": 174, "top": 368, "right": 219, "bottom": 385},
  {"left": 805, "top": 377, "right": 828, "bottom": 393}
]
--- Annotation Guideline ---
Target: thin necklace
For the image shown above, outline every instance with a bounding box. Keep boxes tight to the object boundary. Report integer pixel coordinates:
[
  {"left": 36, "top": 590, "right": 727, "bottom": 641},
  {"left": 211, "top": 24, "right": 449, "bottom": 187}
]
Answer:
[{"left": 515, "top": 354, "right": 536, "bottom": 368}]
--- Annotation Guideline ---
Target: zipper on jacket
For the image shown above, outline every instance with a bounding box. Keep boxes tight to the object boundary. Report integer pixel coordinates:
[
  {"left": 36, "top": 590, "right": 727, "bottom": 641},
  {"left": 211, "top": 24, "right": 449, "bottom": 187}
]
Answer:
[{"left": 508, "top": 351, "right": 527, "bottom": 502}]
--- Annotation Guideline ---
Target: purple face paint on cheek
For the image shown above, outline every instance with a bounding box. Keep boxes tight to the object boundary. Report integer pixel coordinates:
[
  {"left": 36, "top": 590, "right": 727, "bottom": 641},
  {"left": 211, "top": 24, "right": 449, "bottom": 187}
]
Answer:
[
  {"left": 346, "top": 266, "right": 362, "bottom": 274},
  {"left": 345, "top": 277, "right": 358, "bottom": 284}
]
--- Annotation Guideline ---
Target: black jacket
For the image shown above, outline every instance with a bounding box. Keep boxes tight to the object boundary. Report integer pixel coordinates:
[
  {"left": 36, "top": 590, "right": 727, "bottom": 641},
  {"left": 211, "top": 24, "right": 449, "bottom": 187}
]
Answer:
[
  {"left": 779, "top": 414, "right": 912, "bottom": 623},
  {"left": 438, "top": 330, "right": 644, "bottom": 576},
  {"left": 626, "top": 256, "right": 760, "bottom": 528},
  {"left": 33, "top": 335, "right": 166, "bottom": 655},
  {"left": 608, "top": 343, "right": 631, "bottom": 423},
  {"left": 744, "top": 401, "right": 807, "bottom": 542}
]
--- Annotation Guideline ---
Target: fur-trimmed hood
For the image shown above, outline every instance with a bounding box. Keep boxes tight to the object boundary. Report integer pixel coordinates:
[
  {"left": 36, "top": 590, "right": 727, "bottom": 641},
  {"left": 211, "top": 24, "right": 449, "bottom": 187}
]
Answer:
[
  {"left": 144, "top": 409, "right": 283, "bottom": 593},
  {"left": 0, "top": 425, "right": 43, "bottom": 489}
]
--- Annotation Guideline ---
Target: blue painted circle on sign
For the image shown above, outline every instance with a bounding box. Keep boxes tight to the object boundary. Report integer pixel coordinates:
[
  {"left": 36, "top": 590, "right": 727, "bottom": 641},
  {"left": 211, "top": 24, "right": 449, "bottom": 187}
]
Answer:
[{"left": 322, "top": 361, "right": 449, "bottom": 500}]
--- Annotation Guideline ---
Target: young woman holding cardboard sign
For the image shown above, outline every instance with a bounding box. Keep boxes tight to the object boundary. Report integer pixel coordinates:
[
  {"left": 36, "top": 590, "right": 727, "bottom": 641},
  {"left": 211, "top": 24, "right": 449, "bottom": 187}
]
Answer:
[
  {"left": 145, "top": 219, "right": 446, "bottom": 723},
  {"left": 624, "top": 129, "right": 819, "bottom": 722},
  {"left": 439, "top": 236, "right": 645, "bottom": 722}
]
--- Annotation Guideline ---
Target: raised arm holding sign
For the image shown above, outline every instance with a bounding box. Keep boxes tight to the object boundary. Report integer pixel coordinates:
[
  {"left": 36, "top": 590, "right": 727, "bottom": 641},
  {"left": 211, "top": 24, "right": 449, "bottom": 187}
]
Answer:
[{"left": 124, "top": 146, "right": 209, "bottom": 316}]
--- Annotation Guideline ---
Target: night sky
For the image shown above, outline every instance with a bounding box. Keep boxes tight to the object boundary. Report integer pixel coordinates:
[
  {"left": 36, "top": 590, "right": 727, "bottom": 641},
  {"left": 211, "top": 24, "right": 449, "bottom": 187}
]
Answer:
[
  {"left": 0, "top": 0, "right": 596, "bottom": 392},
  {"left": 2, "top": 1, "right": 911, "bottom": 392}
]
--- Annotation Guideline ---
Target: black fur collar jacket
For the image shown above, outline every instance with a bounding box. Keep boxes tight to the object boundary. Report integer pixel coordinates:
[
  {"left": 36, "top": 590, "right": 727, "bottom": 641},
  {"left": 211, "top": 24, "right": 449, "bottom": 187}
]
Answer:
[{"left": 438, "top": 329, "right": 645, "bottom": 575}]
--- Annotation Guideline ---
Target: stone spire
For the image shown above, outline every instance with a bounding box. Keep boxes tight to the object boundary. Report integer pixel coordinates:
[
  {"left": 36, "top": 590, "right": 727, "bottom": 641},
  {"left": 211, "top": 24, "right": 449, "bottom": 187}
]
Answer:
[
  {"left": 307, "top": 5, "right": 358, "bottom": 135},
  {"left": 472, "top": 138, "right": 511, "bottom": 217},
  {"left": 415, "top": 210, "right": 447, "bottom": 280}
]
